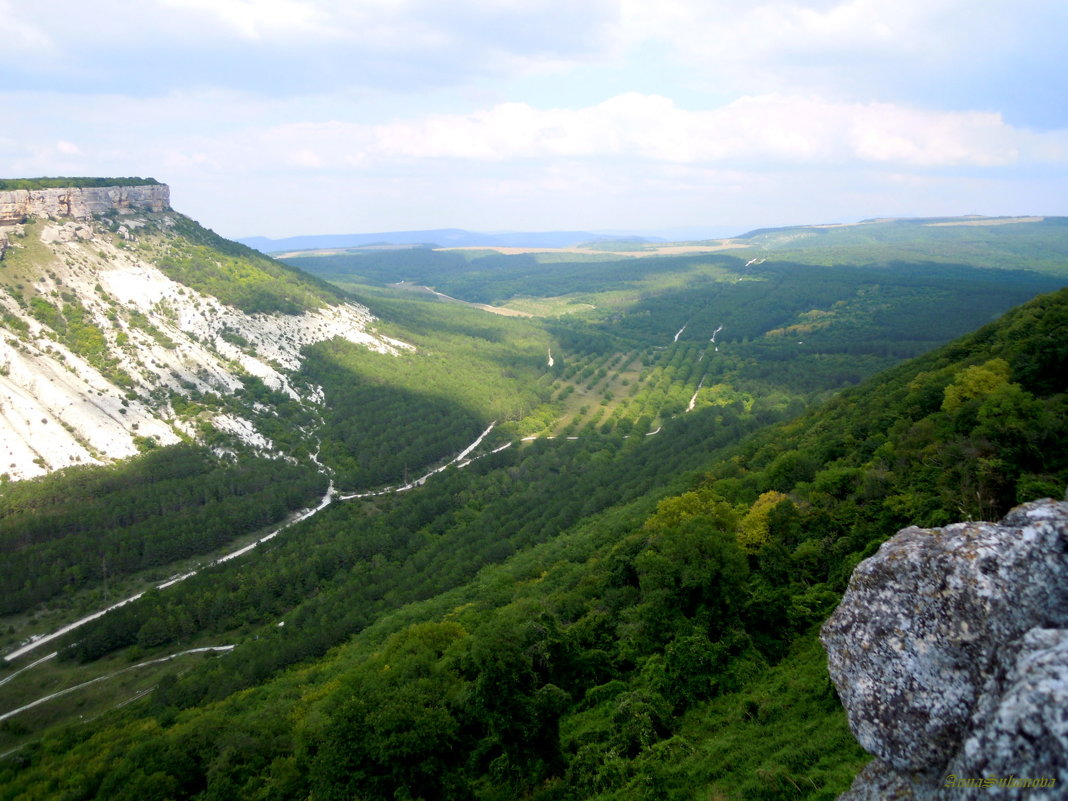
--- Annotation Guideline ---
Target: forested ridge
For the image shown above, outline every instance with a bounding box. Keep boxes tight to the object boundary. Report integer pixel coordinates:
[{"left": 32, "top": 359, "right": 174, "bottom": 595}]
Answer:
[
  {"left": 733, "top": 216, "right": 1068, "bottom": 275},
  {"left": 0, "top": 446, "right": 327, "bottom": 617},
  {"left": 1, "top": 253, "right": 1064, "bottom": 801},
  {"left": 0, "top": 178, "right": 162, "bottom": 191}
]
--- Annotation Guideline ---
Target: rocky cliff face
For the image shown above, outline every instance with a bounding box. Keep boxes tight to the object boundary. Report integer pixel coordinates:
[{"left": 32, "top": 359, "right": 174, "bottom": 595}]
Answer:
[
  {"left": 0, "top": 184, "right": 170, "bottom": 224},
  {"left": 822, "top": 498, "right": 1068, "bottom": 799},
  {"left": 0, "top": 208, "right": 409, "bottom": 481}
]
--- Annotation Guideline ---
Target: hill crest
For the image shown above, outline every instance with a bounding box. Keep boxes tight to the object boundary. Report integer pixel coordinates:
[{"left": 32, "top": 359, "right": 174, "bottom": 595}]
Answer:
[{"left": 0, "top": 197, "right": 409, "bottom": 481}]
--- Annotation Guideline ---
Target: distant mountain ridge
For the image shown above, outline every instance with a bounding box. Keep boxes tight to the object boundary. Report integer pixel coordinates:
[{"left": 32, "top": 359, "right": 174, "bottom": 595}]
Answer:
[
  {"left": 733, "top": 215, "right": 1062, "bottom": 240},
  {"left": 240, "top": 228, "right": 657, "bottom": 253}
]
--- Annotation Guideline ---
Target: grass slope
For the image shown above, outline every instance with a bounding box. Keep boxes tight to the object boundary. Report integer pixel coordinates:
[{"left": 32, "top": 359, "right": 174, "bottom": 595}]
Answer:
[{"left": 151, "top": 215, "right": 349, "bottom": 314}]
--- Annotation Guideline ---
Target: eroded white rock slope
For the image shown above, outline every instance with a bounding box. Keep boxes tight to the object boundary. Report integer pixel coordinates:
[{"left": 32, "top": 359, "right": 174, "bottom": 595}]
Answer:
[{"left": 0, "top": 216, "right": 409, "bottom": 480}]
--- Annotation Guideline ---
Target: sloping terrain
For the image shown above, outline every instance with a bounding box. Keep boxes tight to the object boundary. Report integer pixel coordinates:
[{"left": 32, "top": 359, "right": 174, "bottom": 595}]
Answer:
[
  {"left": 731, "top": 215, "right": 1068, "bottom": 274},
  {"left": 0, "top": 195, "right": 1066, "bottom": 799},
  {"left": 1, "top": 280, "right": 1064, "bottom": 801},
  {"left": 0, "top": 212, "right": 405, "bottom": 480}
]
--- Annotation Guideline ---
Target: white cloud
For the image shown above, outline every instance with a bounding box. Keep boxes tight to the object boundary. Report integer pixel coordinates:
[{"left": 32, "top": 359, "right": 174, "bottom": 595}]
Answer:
[
  {"left": 3, "top": 1, "right": 1065, "bottom": 235},
  {"left": 0, "top": 0, "right": 55, "bottom": 53},
  {"left": 243, "top": 93, "right": 1061, "bottom": 169},
  {"left": 157, "top": 0, "right": 331, "bottom": 39},
  {"left": 615, "top": 0, "right": 1068, "bottom": 114},
  {"left": 12, "top": 88, "right": 1057, "bottom": 180},
  {"left": 1, "top": 0, "right": 620, "bottom": 95},
  {"left": 4, "top": 1, "right": 1064, "bottom": 127}
]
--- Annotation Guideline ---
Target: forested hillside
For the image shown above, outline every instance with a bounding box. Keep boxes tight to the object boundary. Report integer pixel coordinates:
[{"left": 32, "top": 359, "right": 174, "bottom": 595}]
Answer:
[
  {"left": 291, "top": 243, "right": 1061, "bottom": 462},
  {"left": 732, "top": 216, "right": 1068, "bottom": 275},
  {"left": 1, "top": 210, "right": 1065, "bottom": 799},
  {"left": 0, "top": 447, "right": 327, "bottom": 617}
]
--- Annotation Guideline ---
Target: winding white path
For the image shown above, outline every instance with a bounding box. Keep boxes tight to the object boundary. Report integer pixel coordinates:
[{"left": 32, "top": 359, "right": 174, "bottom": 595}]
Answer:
[
  {"left": 4, "top": 347, "right": 697, "bottom": 669},
  {"left": 6, "top": 422, "right": 506, "bottom": 665},
  {"left": 0, "top": 652, "right": 57, "bottom": 688},
  {"left": 0, "top": 646, "right": 234, "bottom": 722},
  {"left": 4, "top": 485, "right": 335, "bottom": 663},
  {"left": 687, "top": 377, "right": 706, "bottom": 413},
  {"left": 338, "top": 422, "right": 497, "bottom": 501}
]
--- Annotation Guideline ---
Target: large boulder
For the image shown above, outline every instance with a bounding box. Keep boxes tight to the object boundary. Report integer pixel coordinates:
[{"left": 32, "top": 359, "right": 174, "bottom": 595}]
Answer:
[{"left": 822, "top": 498, "right": 1068, "bottom": 799}]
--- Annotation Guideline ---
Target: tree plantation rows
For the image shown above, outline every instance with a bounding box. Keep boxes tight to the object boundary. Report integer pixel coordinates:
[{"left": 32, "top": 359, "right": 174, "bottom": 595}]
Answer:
[
  {"left": 0, "top": 446, "right": 327, "bottom": 620},
  {"left": 286, "top": 248, "right": 1063, "bottom": 494},
  {"left": 292, "top": 245, "right": 1062, "bottom": 347},
  {"left": 54, "top": 400, "right": 764, "bottom": 670},
  {"left": 2, "top": 222, "right": 1067, "bottom": 800},
  {"left": 3, "top": 286, "right": 1065, "bottom": 800}
]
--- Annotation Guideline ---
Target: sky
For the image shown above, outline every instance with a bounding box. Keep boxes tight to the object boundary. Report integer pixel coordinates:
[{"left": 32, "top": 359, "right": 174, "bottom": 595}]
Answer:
[{"left": 3, "top": 0, "right": 1067, "bottom": 239}]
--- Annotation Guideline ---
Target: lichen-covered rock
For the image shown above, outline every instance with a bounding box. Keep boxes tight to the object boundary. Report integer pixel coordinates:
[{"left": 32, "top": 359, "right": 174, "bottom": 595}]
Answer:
[
  {"left": 822, "top": 498, "right": 1068, "bottom": 799},
  {"left": 943, "top": 627, "right": 1068, "bottom": 800},
  {"left": 838, "top": 759, "right": 918, "bottom": 800}
]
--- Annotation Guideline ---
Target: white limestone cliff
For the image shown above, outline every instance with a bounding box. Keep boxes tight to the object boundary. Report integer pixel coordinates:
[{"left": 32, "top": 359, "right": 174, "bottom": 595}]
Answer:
[
  {"left": 0, "top": 188, "right": 410, "bottom": 481},
  {"left": 0, "top": 184, "right": 170, "bottom": 224}
]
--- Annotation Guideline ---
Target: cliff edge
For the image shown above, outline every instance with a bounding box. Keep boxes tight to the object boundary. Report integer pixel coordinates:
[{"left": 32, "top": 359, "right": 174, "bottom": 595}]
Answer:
[
  {"left": 822, "top": 498, "right": 1068, "bottom": 800},
  {"left": 0, "top": 183, "right": 170, "bottom": 225},
  {"left": 0, "top": 182, "right": 408, "bottom": 480}
]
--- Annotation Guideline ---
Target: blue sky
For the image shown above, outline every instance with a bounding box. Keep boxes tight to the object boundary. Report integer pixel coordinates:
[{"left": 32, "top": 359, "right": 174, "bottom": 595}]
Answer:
[{"left": 3, "top": 0, "right": 1067, "bottom": 239}]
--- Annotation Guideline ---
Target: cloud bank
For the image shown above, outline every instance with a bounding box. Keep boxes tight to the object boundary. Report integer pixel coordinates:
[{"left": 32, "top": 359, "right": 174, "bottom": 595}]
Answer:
[{"left": 2, "top": 0, "right": 1066, "bottom": 235}]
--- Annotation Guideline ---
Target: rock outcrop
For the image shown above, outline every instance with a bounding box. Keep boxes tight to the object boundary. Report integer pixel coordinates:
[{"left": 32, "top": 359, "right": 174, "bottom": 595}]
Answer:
[
  {"left": 0, "top": 197, "right": 410, "bottom": 481},
  {"left": 822, "top": 498, "right": 1068, "bottom": 800},
  {"left": 0, "top": 184, "right": 169, "bottom": 224}
]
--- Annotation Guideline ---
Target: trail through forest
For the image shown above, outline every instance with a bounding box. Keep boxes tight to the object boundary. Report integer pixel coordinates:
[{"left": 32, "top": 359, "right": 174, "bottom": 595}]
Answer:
[
  {"left": 5, "top": 424, "right": 500, "bottom": 665},
  {"left": 3, "top": 486, "right": 335, "bottom": 663},
  {"left": 3, "top": 319, "right": 709, "bottom": 683},
  {"left": 0, "top": 647, "right": 234, "bottom": 723}
]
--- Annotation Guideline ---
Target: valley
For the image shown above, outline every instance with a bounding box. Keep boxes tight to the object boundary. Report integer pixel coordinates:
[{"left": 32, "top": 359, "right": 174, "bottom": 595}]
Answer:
[{"left": 0, "top": 187, "right": 1066, "bottom": 800}]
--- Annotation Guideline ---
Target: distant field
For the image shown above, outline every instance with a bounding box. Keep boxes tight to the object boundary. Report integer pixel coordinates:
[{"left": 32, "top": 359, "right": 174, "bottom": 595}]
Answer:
[{"left": 438, "top": 241, "right": 748, "bottom": 257}]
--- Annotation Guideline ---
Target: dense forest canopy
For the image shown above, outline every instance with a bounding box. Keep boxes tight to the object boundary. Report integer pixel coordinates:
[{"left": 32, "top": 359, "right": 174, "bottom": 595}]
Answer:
[{"left": 1, "top": 215, "right": 1066, "bottom": 800}]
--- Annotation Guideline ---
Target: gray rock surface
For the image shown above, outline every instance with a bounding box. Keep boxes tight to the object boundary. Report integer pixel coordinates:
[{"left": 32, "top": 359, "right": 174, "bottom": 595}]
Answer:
[
  {"left": 943, "top": 627, "right": 1068, "bottom": 800},
  {"left": 838, "top": 759, "right": 918, "bottom": 800},
  {"left": 0, "top": 184, "right": 169, "bottom": 224},
  {"left": 822, "top": 498, "right": 1068, "bottom": 799}
]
